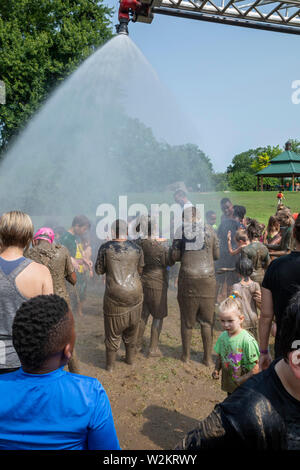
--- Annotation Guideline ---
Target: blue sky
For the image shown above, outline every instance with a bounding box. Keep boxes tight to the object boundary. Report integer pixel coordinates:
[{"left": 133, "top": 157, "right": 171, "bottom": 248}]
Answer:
[{"left": 105, "top": 1, "right": 300, "bottom": 172}]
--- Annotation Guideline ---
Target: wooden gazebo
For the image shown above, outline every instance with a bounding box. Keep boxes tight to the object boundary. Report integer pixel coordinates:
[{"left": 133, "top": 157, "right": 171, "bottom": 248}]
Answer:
[{"left": 256, "top": 141, "right": 300, "bottom": 191}]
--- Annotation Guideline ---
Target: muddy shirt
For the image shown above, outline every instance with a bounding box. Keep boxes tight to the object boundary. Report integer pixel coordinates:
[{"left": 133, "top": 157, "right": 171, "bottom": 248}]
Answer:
[
  {"left": 268, "top": 225, "right": 293, "bottom": 252},
  {"left": 25, "top": 243, "right": 74, "bottom": 304},
  {"left": 95, "top": 240, "right": 144, "bottom": 312},
  {"left": 172, "top": 224, "right": 220, "bottom": 279},
  {"left": 241, "top": 242, "right": 270, "bottom": 284},
  {"left": 138, "top": 239, "right": 173, "bottom": 289},
  {"left": 231, "top": 281, "right": 260, "bottom": 330},
  {"left": 175, "top": 386, "right": 287, "bottom": 450},
  {"left": 240, "top": 359, "right": 300, "bottom": 450}
]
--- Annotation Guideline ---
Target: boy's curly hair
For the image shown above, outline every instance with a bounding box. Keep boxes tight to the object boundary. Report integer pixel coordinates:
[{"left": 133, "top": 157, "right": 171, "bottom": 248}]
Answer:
[{"left": 12, "top": 295, "right": 72, "bottom": 371}]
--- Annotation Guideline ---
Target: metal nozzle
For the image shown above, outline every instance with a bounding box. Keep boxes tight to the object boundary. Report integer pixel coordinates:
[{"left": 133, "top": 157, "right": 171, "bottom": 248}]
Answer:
[{"left": 116, "top": 18, "right": 129, "bottom": 35}]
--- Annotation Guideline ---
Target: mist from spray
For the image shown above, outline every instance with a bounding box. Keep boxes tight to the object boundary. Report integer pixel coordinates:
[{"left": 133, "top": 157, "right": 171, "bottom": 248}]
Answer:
[{"left": 0, "top": 35, "right": 202, "bottom": 224}]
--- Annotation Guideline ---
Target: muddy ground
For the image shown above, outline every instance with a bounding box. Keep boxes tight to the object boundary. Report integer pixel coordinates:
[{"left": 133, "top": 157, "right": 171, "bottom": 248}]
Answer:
[{"left": 72, "top": 278, "right": 226, "bottom": 450}]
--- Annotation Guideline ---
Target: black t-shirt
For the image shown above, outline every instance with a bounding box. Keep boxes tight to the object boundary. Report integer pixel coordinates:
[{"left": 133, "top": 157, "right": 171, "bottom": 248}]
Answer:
[
  {"left": 262, "top": 251, "right": 300, "bottom": 355},
  {"left": 241, "top": 359, "right": 300, "bottom": 450},
  {"left": 216, "top": 218, "right": 239, "bottom": 269},
  {"left": 175, "top": 366, "right": 287, "bottom": 450}
]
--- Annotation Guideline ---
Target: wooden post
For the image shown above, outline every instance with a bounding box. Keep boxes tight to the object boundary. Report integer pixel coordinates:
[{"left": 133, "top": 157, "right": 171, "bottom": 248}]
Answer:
[
  {"left": 292, "top": 174, "right": 295, "bottom": 191},
  {"left": 257, "top": 175, "right": 259, "bottom": 191},
  {"left": 260, "top": 176, "right": 263, "bottom": 192}
]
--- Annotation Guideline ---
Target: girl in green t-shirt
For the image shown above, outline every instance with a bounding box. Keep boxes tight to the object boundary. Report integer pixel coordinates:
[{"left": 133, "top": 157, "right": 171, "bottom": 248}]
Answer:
[{"left": 212, "top": 293, "right": 260, "bottom": 394}]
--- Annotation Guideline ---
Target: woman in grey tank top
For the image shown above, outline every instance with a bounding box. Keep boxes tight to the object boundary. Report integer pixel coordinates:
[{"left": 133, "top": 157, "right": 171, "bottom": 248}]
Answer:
[{"left": 0, "top": 211, "right": 53, "bottom": 373}]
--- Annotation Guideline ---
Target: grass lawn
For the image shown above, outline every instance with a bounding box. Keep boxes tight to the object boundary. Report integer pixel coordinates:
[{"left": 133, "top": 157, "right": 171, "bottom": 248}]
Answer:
[
  {"left": 126, "top": 191, "right": 300, "bottom": 227},
  {"left": 31, "top": 190, "right": 300, "bottom": 231}
]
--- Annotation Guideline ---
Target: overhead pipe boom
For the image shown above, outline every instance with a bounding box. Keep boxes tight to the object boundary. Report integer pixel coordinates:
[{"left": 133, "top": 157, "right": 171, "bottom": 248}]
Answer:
[{"left": 116, "top": 0, "right": 300, "bottom": 35}]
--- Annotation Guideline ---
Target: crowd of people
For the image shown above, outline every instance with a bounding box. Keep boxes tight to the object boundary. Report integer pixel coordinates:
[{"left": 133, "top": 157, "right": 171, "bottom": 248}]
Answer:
[{"left": 0, "top": 188, "right": 299, "bottom": 450}]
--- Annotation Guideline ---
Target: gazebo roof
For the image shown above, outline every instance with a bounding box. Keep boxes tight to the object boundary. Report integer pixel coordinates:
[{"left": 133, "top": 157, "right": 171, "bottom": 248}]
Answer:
[
  {"left": 256, "top": 141, "right": 300, "bottom": 177},
  {"left": 256, "top": 161, "right": 300, "bottom": 177}
]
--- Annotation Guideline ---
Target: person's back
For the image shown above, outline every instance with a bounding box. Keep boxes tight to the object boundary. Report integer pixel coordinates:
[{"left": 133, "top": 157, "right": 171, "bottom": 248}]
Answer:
[
  {"left": 175, "top": 224, "right": 219, "bottom": 279},
  {"left": 216, "top": 218, "right": 240, "bottom": 279},
  {"left": 0, "top": 368, "right": 118, "bottom": 450},
  {"left": 26, "top": 240, "right": 74, "bottom": 304},
  {"left": 139, "top": 238, "right": 171, "bottom": 288},
  {"left": 96, "top": 240, "right": 144, "bottom": 310},
  {"left": 241, "top": 241, "right": 269, "bottom": 284},
  {"left": 0, "top": 295, "right": 120, "bottom": 450},
  {"left": 95, "top": 220, "right": 144, "bottom": 371},
  {"left": 232, "top": 281, "right": 259, "bottom": 321},
  {"left": 0, "top": 212, "right": 53, "bottom": 372},
  {"left": 262, "top": 250, "right": 300, "bottom": 356}
]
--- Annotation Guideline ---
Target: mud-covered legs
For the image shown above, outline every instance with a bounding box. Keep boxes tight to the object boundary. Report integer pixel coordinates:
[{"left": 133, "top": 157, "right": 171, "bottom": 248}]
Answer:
[
  {"left": 180, "top": 317, "right": 192, "bottom": 363},
  {"left": 148, "top": 318, "right": 163, "bottom": 357},
  {"left": 178, "top": 288, "right": 215, "bottom": 367},
  {"left": 103, "top": 307, "right": 141, "bottom": 372},
  {"left": 136, "top": 311, "right": 164, "bottom": 357}
]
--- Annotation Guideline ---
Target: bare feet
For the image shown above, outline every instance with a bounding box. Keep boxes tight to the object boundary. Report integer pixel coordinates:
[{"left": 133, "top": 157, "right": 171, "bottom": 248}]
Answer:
[
  {"left": 147, "top": 348, "right": 162, "bottom": 358},
  {"left": 202, "top": 358, "right": 214, "bottom": 368},
  {"left": 181, "top": 354, "right": 190, "bottom": 363}
]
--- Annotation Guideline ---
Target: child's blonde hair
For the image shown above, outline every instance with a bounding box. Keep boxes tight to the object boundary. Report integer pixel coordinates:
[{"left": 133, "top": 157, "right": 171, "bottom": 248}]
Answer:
[
  {"left": 235, "top": 229, "right": 248, "bottom": 244},
  {"left": 219, "top": 291, "right": 244, "bottom": 318},
  {"left": 0, "top": 211, "right": 34, "bottom": 249}
]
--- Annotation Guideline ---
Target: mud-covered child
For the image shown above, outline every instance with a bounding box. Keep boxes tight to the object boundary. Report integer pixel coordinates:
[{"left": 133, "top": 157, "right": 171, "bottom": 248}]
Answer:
[
  {"left": 95, "top": 219, "right": 144, "bottom": 372},
  {"left": 136, "top": 216, "right": 174, "bottom": 357},
  {"left": 212, "top": 293, "right": 260, "bottom": 395},
  {"left": 227, "top": 228, "right": 249, "bottom": 256},
  {"left": 231, "top": 257, "right": 261, "bottom": 340}
]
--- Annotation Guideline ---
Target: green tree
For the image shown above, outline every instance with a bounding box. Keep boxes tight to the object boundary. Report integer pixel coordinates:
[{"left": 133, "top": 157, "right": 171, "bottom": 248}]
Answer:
[
  {"left": 251, "top": 145, "right": 282, "bottom": 172},
  {"left": 212, "top": 172, "right": 229, "bottom": 191},
  {"left": 289, "top": 139, "right": 300, "bottom": 153},
  {"left": 111, "top": 116, "right": 215, "bottom": 192},
  {"left": 226, "top": 149, "right": 258, "bottom": 175},
  {"left": 251, "top": 152, "right": 271, "bottom": 173},
  {"left": 228, "top": 171, "right": 257, "bottom": 191},
  {"left": 0, "top": 0, "right": 113, "bottom": 154}
]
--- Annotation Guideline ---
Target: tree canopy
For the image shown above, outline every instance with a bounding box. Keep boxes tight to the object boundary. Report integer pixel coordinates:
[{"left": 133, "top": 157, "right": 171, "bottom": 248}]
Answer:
[
  {"left": 0, "top": 0, "right": 113, "bottom": 154},
  {"left": 112, "top": 117, "right": 215, "bottom": 193}
]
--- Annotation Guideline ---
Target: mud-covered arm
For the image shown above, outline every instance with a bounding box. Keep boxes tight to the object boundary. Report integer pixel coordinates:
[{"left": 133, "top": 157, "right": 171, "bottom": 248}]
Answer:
[
  {"left": 161, "top": 244, "right": 175, "bottom": 267},
  {"left": 95, "top": 245, "right": 106, "bottom": 275},
  {"left": 266, "top": 227, "right": 291, "bottom": 252},
  {"left": 213, "top": 231, "right": 220, "bottom": 261},
  {"left": 265, "top": 242, "right": 281, "bottom": 251},
  {"left": 170, "top": 238, "right": 182, "bottom": 263},
  {"left": 174, "top": 408, "right": 226, "bottom": 450},
  {"left": 235, "top": 362, "right": 259, "bottom": 386},
  {"left": 166, "top": 247, "right": 175, "bottom": 267},
  {"left": 138, "top": 249, "right": 144, "bottom": 276},
  {"left": 65, "top": 251, "right": 76, "bottom": 285}
]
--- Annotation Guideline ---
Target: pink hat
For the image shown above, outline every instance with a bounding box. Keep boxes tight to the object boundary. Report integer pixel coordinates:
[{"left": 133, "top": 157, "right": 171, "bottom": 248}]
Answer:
[{"left": 33, "top": 227, "right": 55, "bottom": 244}]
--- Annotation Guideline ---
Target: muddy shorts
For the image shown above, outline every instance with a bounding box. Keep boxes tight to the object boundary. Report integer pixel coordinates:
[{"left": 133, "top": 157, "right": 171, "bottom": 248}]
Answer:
[
  {"left": 178, "top": 277, "right": 216, "bottom": 329},
  {"left": 142, "top": 286, "right": 168, "bottom": 320},
  {"left": 104, "top": 304, "right": 142, "bottom": 352}
]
